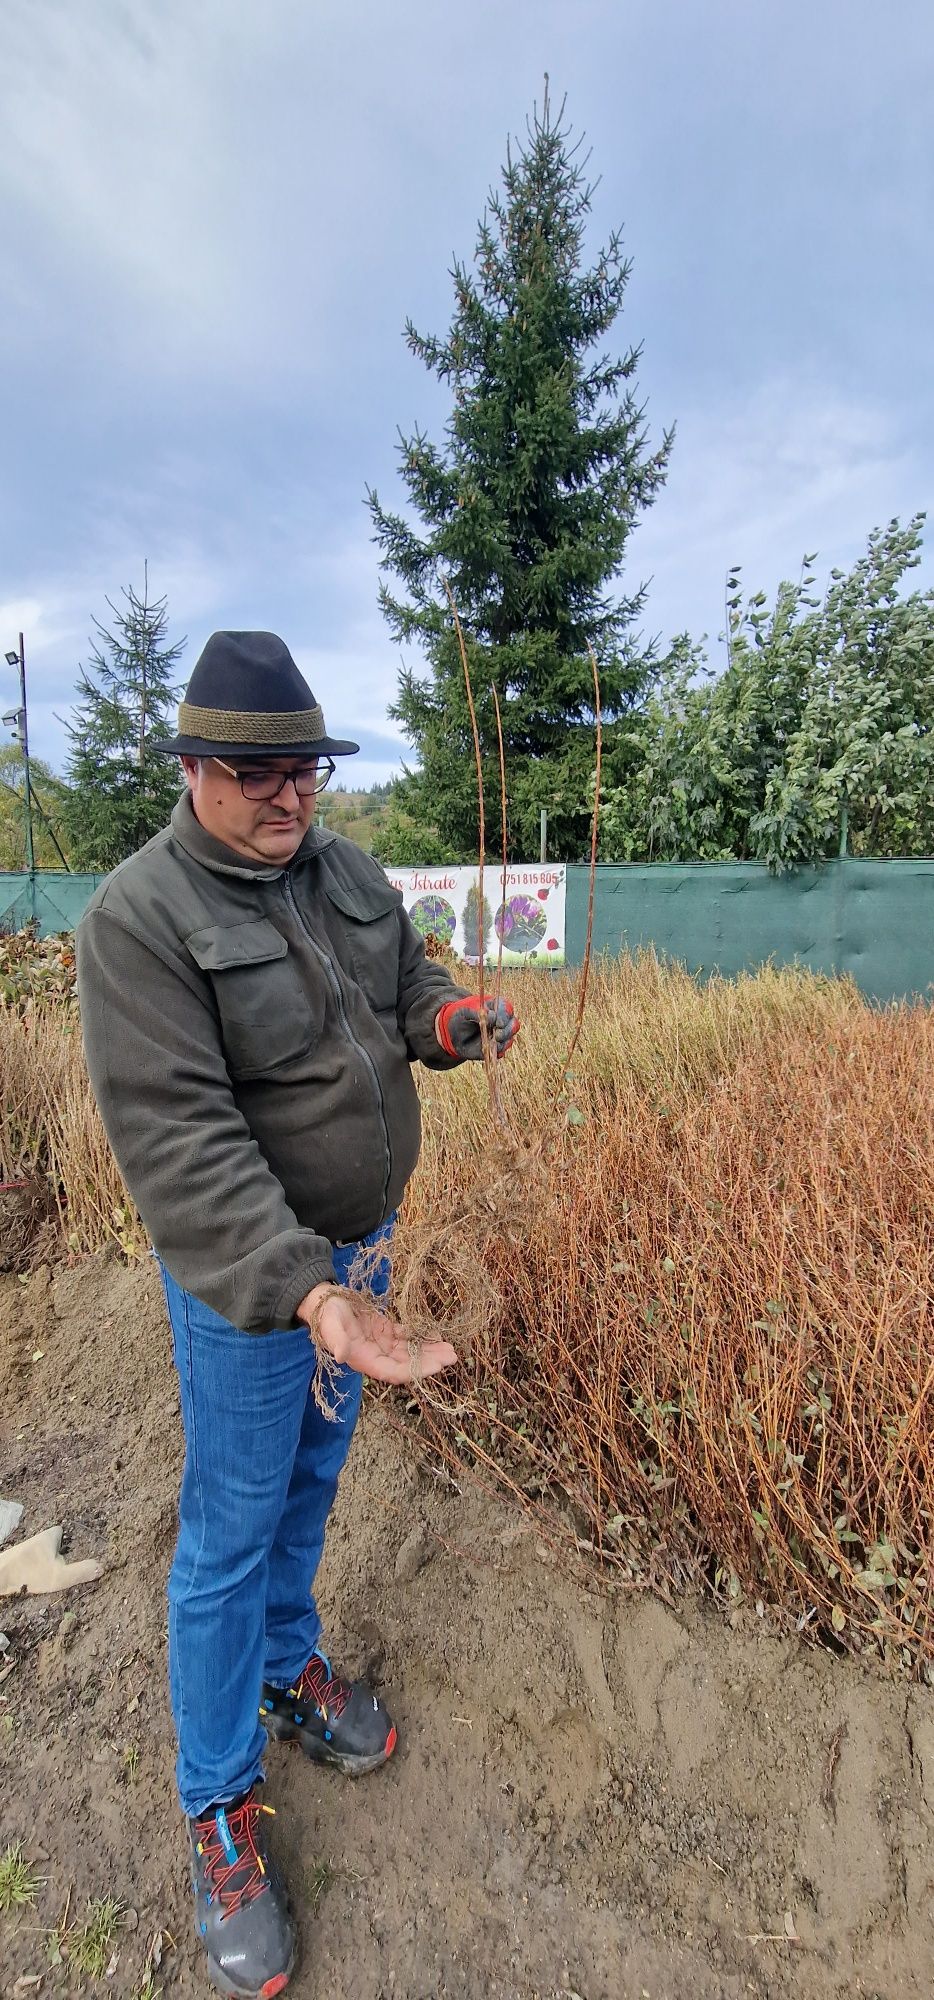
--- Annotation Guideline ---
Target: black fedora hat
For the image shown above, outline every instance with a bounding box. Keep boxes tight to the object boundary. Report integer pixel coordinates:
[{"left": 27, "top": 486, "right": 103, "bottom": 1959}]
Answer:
[{"left": 155, "top": 631, "right": 360, "bottom": 759}]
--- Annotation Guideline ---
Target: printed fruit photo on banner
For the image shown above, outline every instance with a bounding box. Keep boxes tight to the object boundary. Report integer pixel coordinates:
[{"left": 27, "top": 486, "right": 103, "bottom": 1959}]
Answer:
[
  {"left": 495, "top": 894, "right": 548, "bottom": 954},
  {"left": 407, "top": 894, "right": 457, "bottom": 946}
]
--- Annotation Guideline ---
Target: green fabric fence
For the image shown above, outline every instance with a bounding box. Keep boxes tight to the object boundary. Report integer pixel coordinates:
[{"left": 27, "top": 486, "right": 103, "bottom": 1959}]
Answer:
[
  {"left": 564, "top": 858, "right": 934, "bottom": 1004},
  {"left": 4, "top": 858, "right": 933, "bottom": 1004},
  {"left": 0, "top": 873, "right": 105, "bottom": 936}
]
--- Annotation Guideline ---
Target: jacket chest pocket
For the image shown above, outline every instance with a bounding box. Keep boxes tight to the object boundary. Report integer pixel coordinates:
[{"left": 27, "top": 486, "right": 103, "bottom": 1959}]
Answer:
[
  {"left": 322, "top": 874, "right": 402, "bottom": 1017},
  {"left": 186, "top": 920, "right": 323, "bottom": 1077}
]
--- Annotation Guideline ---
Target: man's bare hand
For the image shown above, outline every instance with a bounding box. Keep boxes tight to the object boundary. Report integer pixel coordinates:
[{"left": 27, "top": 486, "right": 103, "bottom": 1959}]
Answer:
[{"left": 296, "top": 1283, "right": 458, "bottom": 1385}]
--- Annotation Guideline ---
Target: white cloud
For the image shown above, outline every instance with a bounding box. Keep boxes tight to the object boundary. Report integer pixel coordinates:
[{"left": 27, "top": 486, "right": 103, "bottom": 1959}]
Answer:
[
  {"left": 0, "top": 600, "right": 45, "bottom": 651},
  {"left": 634, "top": 379, "right": 931, "bottom": 663},
  {"left": 2, "top": 0, "right": 931, "bottom": 788},
  {"left": 0, "top": 0, "right": 520, "bottom": 383},
  {"left": 0, "top": 538, "right": 232, "bottom": 769},
  {"left": 1, "top": 0, "right": 350, "bottom": 376},
  {"left": 6, "top": 507, "right": 405, "bottom": 776}
]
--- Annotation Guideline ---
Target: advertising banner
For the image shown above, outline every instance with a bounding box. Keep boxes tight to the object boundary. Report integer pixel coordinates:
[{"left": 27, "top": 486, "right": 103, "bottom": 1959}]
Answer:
[{"left": 384, "top": 863, "right": 566, "bottom": 967}]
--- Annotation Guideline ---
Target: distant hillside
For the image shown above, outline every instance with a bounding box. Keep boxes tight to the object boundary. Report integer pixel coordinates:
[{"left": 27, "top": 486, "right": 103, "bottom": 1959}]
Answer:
[{"left": 317, "top": 788, "right": 393, "bottom": 853}]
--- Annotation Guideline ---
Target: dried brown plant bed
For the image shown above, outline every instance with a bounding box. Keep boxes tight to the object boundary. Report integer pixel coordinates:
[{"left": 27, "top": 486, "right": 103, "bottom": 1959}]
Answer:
[
  {"left": 2, "top": 931, "right": 932, "bottom": 1667},
  {"left": 391, "top": 957, "right": 934, "bottom": 1670}
]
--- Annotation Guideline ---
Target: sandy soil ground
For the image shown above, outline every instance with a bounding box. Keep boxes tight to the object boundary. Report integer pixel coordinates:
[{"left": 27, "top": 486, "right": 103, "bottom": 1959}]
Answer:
[{"left": 1, "top": 1252, "right": 933, "bottom": 2000}]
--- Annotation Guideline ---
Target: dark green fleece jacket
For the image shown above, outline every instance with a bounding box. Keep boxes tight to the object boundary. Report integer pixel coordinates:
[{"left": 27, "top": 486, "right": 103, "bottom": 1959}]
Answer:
[{"left": 76, "top": 795, "right": 467, "bottom": 1331}]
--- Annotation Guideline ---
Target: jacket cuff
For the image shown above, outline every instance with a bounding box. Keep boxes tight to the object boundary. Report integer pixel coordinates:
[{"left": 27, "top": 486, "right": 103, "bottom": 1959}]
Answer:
[{"left": 274, "top": 1253, "right": 339, "bottom": 1331}]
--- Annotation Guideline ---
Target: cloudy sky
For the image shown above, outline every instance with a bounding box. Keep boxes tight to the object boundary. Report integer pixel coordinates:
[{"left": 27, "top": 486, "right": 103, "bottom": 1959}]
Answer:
[{"left": 1, "top": 0, "right": 931, "bottom": 785}]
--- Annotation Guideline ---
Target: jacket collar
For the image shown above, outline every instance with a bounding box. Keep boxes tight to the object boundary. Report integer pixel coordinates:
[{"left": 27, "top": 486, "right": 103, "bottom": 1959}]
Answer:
[{"left": 170, "top": 792, "right": 337, "bottom": 879}]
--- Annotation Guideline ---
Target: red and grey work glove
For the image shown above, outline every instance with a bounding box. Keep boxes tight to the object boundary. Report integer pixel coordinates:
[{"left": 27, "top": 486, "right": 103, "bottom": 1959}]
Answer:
[{"left": 434, "top": 994, "right": 521, "bottom": 1061}]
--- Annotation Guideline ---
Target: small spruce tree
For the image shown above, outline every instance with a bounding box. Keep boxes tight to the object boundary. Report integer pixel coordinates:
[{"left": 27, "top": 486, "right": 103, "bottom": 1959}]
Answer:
[
  {"left": 462, "top": 882, "right": 493, "bottom": 963},
  {"left": 62, "top": 571, "right": 186, "bottom": 869},
  {"left": 367, "top": 86, "right": 672, "bottom": 859}
]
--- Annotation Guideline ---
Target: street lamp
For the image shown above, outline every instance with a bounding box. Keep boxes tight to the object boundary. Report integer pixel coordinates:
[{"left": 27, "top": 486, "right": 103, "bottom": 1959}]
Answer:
[{"left": 4, "top": 632, "right": 35, "bottom": 876}]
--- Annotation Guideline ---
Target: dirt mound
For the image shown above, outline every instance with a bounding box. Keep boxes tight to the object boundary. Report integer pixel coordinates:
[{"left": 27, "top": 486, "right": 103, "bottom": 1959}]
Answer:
[{"left": 1, "top": 1255, "right": 932, "bottom": 1999}]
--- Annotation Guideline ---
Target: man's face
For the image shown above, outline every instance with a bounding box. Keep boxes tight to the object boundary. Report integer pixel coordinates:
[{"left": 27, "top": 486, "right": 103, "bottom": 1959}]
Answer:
[{"left": 182, "top": 755, "right": 320, "bottom": 864}]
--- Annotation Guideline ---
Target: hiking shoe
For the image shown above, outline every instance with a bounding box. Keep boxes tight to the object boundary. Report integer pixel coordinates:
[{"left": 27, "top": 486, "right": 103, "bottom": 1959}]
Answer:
[
  {"left": 188, "top": 1789, "right": 295, "bottom": 1999},
  {"left": 260, "top": 1648, "right": 397, "bottom": 1776}
]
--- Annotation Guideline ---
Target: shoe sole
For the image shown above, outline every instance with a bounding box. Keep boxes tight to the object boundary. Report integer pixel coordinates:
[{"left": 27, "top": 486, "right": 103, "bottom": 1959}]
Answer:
[{"left": 264, "top": 1710, "right": 398, "bottom": 1777}]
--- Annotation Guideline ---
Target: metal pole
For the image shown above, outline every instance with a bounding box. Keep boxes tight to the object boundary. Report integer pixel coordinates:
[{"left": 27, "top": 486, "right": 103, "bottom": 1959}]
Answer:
[
  {"left": 18, "top": 634, "right": 35, "bottom": 885},
  {"left": 539, "top": 807, "right": 547, "bottom": 864}
]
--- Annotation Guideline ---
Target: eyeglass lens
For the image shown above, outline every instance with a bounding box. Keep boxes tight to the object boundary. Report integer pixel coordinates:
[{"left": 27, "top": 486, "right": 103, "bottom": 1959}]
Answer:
[{"left": 239, "top": 762, "right": 334, "bottom": 800}]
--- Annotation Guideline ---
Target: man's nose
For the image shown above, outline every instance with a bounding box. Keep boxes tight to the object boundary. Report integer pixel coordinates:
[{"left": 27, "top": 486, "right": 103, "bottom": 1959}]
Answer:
[{"left": 275, "top": 775, "right": 303, "bottom": 807}]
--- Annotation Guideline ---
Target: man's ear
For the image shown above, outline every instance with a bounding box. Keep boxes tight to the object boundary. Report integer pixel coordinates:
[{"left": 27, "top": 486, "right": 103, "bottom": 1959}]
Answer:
[{"left": 180, "top": 755, "right": 201, "bottom": 791}]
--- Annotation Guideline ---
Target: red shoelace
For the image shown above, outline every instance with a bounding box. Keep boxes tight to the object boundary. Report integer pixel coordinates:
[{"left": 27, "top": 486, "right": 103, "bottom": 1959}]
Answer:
[
  {"left": 291, "top": 1650, "right": 351, "bottom": 1723},
  {"left": 194, "top": 1795, "right": 275, "bottom": 1919}
]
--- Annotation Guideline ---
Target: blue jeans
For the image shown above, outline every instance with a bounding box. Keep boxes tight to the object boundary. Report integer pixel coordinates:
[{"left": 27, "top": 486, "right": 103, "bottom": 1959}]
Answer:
[{"left": 159, "top": 1219, "right": 393, "bottom": 1818}]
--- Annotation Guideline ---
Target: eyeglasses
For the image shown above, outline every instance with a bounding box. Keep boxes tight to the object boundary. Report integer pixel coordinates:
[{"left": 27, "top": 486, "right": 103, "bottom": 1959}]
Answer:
[{"left": 212, "top": 756, "right": 336, "bottom": 801}]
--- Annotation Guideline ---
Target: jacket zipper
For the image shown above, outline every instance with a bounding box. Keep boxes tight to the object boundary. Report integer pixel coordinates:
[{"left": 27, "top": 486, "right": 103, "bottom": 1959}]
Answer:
[{"left": 282, "top": 872, "right": 393, "bottom": 1221}]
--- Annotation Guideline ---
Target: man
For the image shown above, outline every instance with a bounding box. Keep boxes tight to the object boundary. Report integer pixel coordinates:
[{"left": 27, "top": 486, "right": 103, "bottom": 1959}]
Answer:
[{"left": 76, "top": 630, "right": 518, "bottom": 1999}]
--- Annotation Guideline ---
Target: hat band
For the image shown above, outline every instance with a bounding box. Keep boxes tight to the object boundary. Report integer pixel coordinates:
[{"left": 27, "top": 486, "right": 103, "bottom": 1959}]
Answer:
[{"left": 177, "top": 700, "right": 327, "bottom": 744}]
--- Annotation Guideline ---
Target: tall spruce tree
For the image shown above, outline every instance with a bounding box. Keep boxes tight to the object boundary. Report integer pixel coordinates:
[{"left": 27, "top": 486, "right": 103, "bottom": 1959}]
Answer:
[
  {"left": 62, "top": 571, "right": 186, "bottom": 869},
  {"left": 368, "top": 87, "right": 672, "bottom": 859}
]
